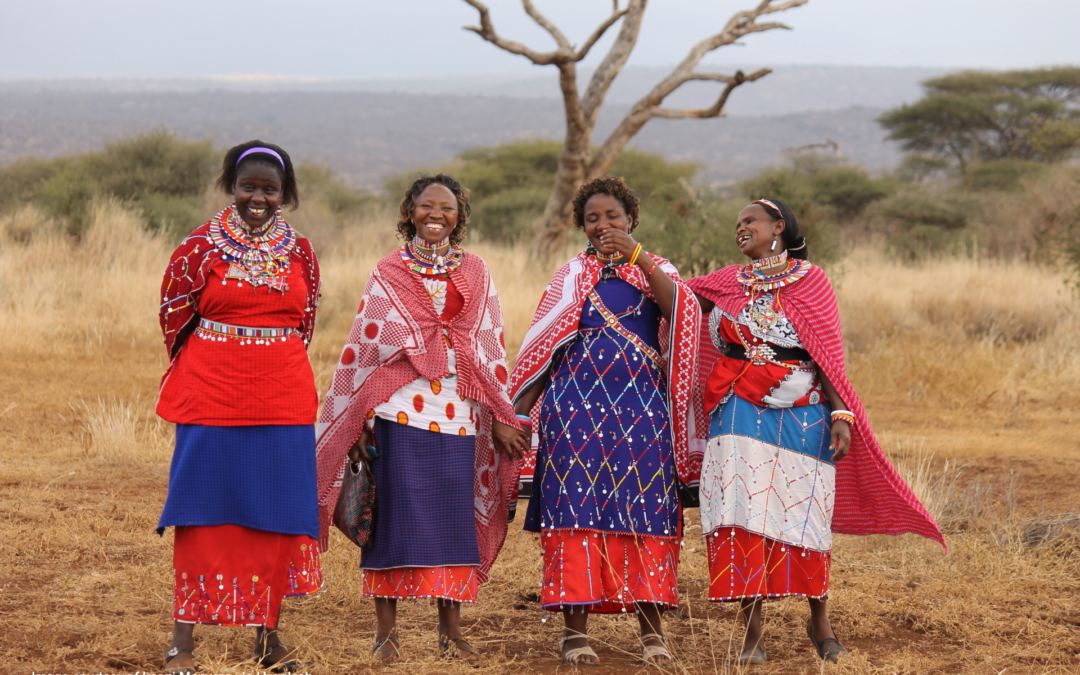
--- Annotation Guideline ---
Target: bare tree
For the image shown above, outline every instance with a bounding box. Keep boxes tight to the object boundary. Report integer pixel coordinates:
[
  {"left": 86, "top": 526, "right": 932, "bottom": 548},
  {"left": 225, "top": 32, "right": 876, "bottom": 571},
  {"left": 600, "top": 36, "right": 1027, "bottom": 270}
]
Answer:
[{"left": 462, "top": 0, "right": 809, "bottom": 254}]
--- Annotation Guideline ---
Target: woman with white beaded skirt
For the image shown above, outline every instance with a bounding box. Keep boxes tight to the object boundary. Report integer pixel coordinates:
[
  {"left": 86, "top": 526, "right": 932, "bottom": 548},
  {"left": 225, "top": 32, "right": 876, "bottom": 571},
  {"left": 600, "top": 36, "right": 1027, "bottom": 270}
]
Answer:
[{"left": 687, "top": 198, "right": 945, "bottom": 666}]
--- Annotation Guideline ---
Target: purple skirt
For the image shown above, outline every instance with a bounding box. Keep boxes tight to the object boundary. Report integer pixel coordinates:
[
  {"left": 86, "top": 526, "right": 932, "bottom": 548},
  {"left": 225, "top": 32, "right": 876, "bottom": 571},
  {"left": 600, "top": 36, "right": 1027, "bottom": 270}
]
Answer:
[{"left": 360, "top": 417, "right": 480, "bottom": 569}]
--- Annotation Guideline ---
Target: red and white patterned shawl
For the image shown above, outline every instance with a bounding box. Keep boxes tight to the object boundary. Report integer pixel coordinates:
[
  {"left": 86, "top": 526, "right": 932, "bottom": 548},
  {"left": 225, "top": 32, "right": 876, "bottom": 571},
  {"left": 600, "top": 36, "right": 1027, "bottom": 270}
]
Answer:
[
  {"left": 688, "top": 264, "right": 946, "bottom": 549},
  {"left": 508, "top": 252, "right": 703, "bottom": 484},
  {"left": 314, "top": 249, "right": 520, "bottom": 583},
  {"left": 158, "top": 211, "right": 321, "bottom": 360}
]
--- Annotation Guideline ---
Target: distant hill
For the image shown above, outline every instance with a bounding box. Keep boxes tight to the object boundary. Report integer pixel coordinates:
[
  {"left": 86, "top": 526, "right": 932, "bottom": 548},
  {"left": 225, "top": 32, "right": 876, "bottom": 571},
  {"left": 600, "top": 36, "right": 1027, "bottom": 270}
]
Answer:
[{"left": 0, "top": 69, "right": 918, "bottom": 188}]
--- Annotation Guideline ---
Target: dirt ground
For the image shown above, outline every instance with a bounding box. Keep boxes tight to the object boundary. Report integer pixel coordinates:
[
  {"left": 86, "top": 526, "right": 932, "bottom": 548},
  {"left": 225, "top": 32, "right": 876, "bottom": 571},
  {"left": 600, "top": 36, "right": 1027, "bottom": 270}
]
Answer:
[{"left": 1, "top": 335, "right": 1078, "bottom": 675}]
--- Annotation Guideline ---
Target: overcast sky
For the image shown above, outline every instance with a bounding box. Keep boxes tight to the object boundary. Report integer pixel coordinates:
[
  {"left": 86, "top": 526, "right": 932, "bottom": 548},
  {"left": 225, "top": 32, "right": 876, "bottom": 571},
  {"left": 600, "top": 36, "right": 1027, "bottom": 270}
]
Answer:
[{"left": 2, "top": 0, "right": 1077, "bottom": 79}]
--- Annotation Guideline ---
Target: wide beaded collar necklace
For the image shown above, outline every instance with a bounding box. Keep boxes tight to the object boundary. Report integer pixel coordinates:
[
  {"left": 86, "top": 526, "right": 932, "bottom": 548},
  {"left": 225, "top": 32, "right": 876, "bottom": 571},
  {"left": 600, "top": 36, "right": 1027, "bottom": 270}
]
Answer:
[
  {"left": 737, "top": 257, "right": 810, "bottom": 295},
  {"left": 208, "top": 205, "right": 296, "bottom": 292},
  {"left": 400, "top": 235, "right": 463, "bottom": 276}
]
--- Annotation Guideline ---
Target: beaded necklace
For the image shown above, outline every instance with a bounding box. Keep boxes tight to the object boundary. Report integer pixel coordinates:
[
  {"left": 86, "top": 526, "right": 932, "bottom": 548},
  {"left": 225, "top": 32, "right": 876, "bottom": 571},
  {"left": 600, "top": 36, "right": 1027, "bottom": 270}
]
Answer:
[
  {"left": 751, "top": 250, "right": 788, "bottom": 271},
  {"left": 208, "top": 205, "right": 295, "bottom": 292},
  {"left": 400, "top": 235, "right": 463, "bottom": 276},
  {"left": 737, "top": 258, "right": 810, "bottom": 333}
]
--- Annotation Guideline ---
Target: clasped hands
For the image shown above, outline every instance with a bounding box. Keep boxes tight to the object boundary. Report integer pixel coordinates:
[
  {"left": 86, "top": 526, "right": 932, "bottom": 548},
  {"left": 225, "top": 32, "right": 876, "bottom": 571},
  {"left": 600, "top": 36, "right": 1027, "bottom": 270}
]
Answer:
[{"left": 348, "top": 420, "right": 529, "bottom": 463}]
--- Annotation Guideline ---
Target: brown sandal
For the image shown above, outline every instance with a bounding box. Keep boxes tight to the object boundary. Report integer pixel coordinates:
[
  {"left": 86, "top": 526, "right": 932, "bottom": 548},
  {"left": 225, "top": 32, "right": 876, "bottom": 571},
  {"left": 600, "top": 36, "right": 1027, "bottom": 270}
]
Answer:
[
  {"left": 372, "top": 635, "right": 401, "bottom": 664},
  {"left": 439, "top": 634, "right": 482, "bottom": 667}
]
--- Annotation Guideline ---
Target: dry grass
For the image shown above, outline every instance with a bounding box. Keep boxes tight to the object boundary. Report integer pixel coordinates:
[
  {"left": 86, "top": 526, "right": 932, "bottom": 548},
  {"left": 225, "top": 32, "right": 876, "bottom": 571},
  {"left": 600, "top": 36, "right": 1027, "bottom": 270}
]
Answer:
[{"left": 1, "top": 205, "right": 1078, "bottom": 674}]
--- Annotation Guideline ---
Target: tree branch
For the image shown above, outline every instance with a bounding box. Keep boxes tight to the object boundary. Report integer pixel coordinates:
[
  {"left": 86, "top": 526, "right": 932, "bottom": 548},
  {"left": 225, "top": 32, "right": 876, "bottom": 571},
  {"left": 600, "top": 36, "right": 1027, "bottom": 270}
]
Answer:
[
  {"left": 580, "top": 0, "right": 647, "bottom": 122},
  {"left": 588, "top": 0, "right": 807, "bottom": 177},
  {"left": 522, "top": 0, "right": 571, "bottom": 49},
  {"left": 461, "top": 0, "right": 564, "bottom": 65},
  {"left": 650, "top": 68, "right": 770, "bottom": 118},
  {"left": 575, "top": 5, "right": 631, "bottom": 61}
]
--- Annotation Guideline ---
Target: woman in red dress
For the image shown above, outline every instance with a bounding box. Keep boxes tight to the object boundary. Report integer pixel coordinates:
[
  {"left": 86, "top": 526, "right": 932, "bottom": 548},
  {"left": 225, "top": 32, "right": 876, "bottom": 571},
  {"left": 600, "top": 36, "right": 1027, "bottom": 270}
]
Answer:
[{"left": 156, "top": 141, "right": 322, "bottom": 674}]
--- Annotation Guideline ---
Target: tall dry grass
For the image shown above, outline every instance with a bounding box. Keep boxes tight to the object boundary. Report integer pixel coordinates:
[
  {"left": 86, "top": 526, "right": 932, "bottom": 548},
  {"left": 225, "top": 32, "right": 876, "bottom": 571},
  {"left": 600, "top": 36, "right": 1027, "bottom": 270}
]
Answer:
[{"left": 1, "top": 204, "right": 1079, "bottom": 674}]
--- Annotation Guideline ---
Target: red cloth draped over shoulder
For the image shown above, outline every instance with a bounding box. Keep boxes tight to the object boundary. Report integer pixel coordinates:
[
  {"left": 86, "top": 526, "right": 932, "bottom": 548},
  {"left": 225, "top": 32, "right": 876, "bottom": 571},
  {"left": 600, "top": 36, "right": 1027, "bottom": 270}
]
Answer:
[
  {"left": 687, "top": 264, "right": 946, "bottom": 549},
  {"left": 158, "top": 215, "right": 321, "bottom": 360},
  {"left": 314, "top": 250, "right": 520, "bottom": 583},
  {"left": 508, "top": 251, "right": 703, "bottom": 485}
]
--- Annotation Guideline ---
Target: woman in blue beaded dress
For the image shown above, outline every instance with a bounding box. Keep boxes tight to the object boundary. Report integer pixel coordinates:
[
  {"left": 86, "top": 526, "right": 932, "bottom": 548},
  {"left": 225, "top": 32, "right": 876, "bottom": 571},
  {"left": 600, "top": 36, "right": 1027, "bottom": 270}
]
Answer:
[{"left": 509, "top": 176, "right": 701, "bottom": 667}]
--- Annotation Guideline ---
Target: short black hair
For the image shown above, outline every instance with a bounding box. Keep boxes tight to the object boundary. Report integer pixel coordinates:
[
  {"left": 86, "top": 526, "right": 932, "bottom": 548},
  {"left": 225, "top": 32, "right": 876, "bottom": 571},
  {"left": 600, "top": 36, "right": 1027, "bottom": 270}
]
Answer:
[
  {"left": 572, "top": 176, "right": 641, "bottom": 231},
  {"left": 216, "top": 140, "right": 299, "bottom": 209},
  {"left": 396, "top": 173, "right": 470, "bottom": 246}
]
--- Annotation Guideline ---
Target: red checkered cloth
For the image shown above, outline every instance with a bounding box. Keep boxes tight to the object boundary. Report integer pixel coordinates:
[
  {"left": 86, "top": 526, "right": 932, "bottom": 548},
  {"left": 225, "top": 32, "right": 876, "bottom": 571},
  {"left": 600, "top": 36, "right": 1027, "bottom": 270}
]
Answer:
[
  {"left": 158, "top": 209, "right": 320, "bottom": 361},
  {"left": 315, "top": 250, "right": 520, "bottom": 583},
  {"left": 687, "top": 264, "right": 945, "bottom": 549},
  {"left": 508, "top": 252, "right": 703, "bottom": 485}
]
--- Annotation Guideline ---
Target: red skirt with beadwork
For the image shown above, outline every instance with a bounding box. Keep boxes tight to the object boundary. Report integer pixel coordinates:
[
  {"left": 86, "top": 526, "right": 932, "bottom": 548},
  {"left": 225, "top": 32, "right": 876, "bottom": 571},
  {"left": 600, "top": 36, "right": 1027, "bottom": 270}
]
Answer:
[
  {"left": 540, "top": 530, "right": 680, "bottom": 613},
  {"left": 706, "top": 526, "right": 829, "bottom": 602},
  {"left": 173, "top": 525, "right": 322, "bottom": 628},
  {"left": 360, "top": 566, "right": 479, "bottom": 603}
]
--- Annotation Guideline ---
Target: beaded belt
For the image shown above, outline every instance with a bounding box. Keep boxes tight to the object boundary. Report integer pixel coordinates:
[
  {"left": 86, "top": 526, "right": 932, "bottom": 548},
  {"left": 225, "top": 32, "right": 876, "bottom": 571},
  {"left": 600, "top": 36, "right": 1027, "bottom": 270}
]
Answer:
[{"left": 196, "top": 318, "right": 296, "bottom": 345}]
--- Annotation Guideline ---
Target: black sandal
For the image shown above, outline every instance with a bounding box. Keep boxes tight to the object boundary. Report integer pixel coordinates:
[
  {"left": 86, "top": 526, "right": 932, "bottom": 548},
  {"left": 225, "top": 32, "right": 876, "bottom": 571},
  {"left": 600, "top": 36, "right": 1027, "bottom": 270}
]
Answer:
[
  {"left": 439, "top": 634, "right": 482, "bottom": 667},
  {"left": 807, "top": 620, "right": 848, "bottom": 663},
  {"left": 164, "top": 646, "right": 196, "bottom": 675},
  {"left": 253, "top": 641, "right": 299, "bottom": 673},
  {"left": 372, "top": 635, "right": 401, "bottom": 664}
]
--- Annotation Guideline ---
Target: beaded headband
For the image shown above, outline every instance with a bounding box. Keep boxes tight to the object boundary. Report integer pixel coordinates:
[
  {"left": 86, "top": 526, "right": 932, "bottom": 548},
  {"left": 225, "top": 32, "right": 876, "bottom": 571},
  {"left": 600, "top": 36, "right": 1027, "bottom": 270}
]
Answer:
[
  {"left": 237, "top": 147, "right": 285, "bottom": 170},
  {"left": 752, "top": 199, "right": 784, "bottom": 220}
]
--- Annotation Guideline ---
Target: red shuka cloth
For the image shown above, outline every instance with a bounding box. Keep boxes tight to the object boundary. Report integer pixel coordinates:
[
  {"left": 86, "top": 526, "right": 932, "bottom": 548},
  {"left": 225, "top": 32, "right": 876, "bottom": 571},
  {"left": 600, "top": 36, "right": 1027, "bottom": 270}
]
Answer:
[
  {"left": 688, "top": 264, "right": 945, "bottom": 549},
  {"left": 157, "top": 260, "right": 319, "bottom": 425},
  {"left": 172, "top": 525, "right": 322, "bottom": 628},
  {"left": 540, "top": 530, "right": 681, "bottom": 613},
  {"left": 361, "top": 566, "right": 479, "bottom": 603},
  {"left": 706, "top": 527, "right": 830, "bottom": 602}
]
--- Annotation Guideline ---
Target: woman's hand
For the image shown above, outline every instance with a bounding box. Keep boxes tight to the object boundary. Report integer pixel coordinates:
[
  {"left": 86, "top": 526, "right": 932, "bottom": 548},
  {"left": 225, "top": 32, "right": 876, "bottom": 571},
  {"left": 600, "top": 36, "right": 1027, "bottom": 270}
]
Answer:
[
  {"left": 492, "top": 420, "right": 529, "bottom": 461},
  {"left": 348, "top": 427, "right": 374, "bottom": 463},
  {"left": 830, "top": 420, "right": 851, "bottom": 462},
  {"left": 598, "top": 227, "right": 640, "bottom": 263}
]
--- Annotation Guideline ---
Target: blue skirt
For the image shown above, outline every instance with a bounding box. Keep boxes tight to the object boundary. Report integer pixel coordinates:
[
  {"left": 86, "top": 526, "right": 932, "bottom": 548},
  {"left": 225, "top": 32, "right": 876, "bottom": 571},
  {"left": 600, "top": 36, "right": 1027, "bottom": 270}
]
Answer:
[
  {"left": 157, "top": 424, "right": 320, "bottom": 540},
  {"left": 361, "top": 417, "right": 480, "bottom": 569}
]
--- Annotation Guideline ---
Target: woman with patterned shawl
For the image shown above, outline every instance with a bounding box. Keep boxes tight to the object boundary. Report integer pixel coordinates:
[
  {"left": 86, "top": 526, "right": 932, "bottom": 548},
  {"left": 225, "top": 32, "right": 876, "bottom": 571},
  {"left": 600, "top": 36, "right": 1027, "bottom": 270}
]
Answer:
[
  {"left": 155, "top": 141, "right": 321, "bottom": 674},
  {"left": 686, "top": 198, "right": 945, "bottom": 665},
  {"left": 509, "top": 176, "right": 702, "bottom": 667},
  {"left": 315, "top": 174, "right": 529, "bottom": 665}
]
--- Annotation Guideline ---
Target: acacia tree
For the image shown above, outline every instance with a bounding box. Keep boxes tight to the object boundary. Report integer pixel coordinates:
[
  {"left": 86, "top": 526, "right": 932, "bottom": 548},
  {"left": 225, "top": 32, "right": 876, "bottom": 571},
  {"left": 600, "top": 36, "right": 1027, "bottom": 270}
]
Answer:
[
  {"left": 462, "top": 0, "right": 808, "bottom": 253},
  {"left": 879, "top": 67, "right": 1080, "bottom": 175}
]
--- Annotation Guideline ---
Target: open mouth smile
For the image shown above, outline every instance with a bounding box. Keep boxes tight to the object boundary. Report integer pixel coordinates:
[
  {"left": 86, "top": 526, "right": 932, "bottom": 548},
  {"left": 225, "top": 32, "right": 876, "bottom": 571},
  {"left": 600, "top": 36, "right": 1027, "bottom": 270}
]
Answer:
[{"left": 247, "top": 206, "right": 267, "bottom": 218}]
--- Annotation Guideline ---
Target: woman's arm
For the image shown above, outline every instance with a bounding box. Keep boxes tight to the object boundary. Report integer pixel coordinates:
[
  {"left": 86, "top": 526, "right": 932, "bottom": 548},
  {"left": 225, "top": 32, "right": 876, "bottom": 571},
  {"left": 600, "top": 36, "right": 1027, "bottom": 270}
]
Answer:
[
  {"left": 600, "top": 229, "right": 675, "bottom": 318},
  {"left": 513, "top": 375, "right": 548, "bottom": 418},
  {"left": 815, "top": 364, "right": 851, "bottom": 462},
  {"left": 695, "top": 293, "right": 715, "bottom": 313}
]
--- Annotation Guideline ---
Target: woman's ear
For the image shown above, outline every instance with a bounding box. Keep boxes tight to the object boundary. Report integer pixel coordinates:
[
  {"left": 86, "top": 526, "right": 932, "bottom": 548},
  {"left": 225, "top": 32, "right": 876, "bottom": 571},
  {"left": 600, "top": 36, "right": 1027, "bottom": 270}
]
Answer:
[{"left": 774, "top": 219, "right": 786, "bottom": 237}]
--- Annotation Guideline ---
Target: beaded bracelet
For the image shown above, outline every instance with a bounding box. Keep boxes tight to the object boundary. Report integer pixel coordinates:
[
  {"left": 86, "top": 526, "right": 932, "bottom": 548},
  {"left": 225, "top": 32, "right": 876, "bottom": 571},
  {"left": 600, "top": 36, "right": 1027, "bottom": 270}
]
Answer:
[
  {"left": 831, "top": 410, "right": 855, "bottom": 426},
  {"left": 629, "top": 243, "right": 643, "bottom": 266}
]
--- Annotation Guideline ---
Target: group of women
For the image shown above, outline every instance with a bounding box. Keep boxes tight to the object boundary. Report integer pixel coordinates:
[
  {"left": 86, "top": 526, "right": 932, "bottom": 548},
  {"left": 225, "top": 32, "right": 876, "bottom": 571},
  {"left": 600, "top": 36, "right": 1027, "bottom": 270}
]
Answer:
[{"left": 155, "top": 141, "right": 944, "bottom": 674}]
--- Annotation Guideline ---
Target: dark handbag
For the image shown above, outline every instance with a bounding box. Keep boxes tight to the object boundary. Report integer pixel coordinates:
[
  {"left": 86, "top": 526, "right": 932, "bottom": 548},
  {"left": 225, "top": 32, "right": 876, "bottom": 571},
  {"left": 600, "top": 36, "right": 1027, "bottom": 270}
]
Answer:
[
  {"left": 333, "top": 460, "right": 377, "bottom": 549},
  {"left": 677, "top": 481, "right": 700, "bottom": 509}
]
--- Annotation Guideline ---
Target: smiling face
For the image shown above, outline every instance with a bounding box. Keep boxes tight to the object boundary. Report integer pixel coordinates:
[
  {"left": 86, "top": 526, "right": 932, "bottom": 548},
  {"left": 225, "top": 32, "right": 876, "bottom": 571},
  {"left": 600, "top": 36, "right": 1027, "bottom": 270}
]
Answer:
[
  {"left": 411, "top": 183, "right": 460, "bottom": 246},
  {"left": 233, "top": 162, "right": 283, "bottom": 230},
  {"left": 583, "top": 193, "right": 632, "bottom": 255},
  {"left": 736, "top": 204, "right": 786, "bottom": 260}
]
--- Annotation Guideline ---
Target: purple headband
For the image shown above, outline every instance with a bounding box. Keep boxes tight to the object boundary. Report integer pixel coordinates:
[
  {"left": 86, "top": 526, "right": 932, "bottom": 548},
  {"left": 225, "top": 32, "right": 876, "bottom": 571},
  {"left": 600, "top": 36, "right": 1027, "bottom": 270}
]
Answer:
[{"left": 236, "top": 147, "right": 285, "bottom": 170}]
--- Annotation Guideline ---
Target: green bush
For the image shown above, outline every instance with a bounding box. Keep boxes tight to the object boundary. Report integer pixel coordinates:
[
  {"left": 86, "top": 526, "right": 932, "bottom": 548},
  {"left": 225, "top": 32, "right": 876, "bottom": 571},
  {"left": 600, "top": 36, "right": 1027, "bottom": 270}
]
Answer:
[
  {"left": 0, "top": 129, "right": 216, "bottom": 236},
  {"left": 965, "top": 159, "right": 1048, "bottom": 192}
]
